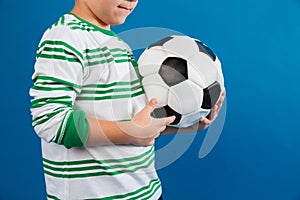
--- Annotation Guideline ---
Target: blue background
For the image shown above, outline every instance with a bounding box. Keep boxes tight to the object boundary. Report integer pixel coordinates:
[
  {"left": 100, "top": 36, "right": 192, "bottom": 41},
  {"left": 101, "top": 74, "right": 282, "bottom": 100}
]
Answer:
[{"left": 1, "top": 0, "right": 300, "bottom": 199}]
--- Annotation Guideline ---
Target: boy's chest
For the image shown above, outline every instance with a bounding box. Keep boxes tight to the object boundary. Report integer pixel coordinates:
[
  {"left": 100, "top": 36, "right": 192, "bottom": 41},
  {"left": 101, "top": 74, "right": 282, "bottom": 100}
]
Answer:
[{"left": 74, "top": 49, "right": 144, "bottom": 121}]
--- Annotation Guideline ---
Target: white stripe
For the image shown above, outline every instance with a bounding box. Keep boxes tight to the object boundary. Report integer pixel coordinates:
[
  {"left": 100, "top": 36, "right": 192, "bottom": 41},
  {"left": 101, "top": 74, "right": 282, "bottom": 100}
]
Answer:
[{"left": 57, "top": 110, "right": 71, "bottom": 144}]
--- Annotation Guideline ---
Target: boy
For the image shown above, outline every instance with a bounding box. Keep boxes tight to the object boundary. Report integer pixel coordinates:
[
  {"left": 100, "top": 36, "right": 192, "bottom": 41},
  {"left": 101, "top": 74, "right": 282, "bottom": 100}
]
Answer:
[{"left": 30, "top": 0, "right": 225, "bottom": 199}]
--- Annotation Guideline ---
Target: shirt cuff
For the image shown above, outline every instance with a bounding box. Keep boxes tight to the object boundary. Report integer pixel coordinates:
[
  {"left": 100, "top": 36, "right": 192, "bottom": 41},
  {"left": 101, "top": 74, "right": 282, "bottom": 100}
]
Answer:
[{"left": 61, "top": 110, "right": 90, "bottom": 149}]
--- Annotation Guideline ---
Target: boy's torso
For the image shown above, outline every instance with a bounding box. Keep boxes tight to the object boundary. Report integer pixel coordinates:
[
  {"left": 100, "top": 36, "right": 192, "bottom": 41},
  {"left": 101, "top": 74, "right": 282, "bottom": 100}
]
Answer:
[{"left": 40, "top": 14, "right": 161, "bottom": 200}]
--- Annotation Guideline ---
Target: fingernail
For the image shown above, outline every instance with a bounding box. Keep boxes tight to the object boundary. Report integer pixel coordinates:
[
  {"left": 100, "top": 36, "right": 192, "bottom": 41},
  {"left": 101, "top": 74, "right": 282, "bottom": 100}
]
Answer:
[{"left": 151, "top": 98, "right": 158, "bottom": 105}]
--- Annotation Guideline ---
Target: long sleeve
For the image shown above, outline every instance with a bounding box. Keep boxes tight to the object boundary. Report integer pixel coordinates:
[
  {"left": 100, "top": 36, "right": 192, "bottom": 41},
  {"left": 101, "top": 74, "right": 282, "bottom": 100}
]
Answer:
[{"left": 30, "top": 30, "right": 89, "bottom": 148}]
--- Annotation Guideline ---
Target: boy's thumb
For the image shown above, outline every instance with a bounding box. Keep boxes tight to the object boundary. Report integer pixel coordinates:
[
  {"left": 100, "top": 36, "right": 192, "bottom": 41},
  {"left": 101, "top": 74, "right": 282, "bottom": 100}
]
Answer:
[{"left": 145, "top": 98, "right": 158, "bottom": 114}]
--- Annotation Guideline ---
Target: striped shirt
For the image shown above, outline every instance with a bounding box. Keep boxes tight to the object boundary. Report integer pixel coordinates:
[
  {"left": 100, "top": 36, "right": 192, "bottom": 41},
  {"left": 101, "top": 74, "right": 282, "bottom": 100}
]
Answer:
[{"left": 30, "top": 13, "right": 161, "bottom": 200}]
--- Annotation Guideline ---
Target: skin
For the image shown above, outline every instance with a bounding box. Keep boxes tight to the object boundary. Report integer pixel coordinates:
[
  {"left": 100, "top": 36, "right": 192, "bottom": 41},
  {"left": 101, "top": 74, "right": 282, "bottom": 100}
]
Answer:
[
  {"left": 71, "top": 0, "right": 138, "bottom": 30},
  {"left": 71, "top": 0, "right": 226, "bottom": 146}
]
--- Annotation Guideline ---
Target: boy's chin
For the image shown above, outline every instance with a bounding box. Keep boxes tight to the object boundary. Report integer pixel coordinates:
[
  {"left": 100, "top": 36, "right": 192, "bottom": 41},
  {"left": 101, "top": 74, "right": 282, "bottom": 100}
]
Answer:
[
  {"left": 111, "top": 17, "right": 128, "bottom": 25},
  {"left": 115, "top": 21, "right": 126, "bottom": 26}
]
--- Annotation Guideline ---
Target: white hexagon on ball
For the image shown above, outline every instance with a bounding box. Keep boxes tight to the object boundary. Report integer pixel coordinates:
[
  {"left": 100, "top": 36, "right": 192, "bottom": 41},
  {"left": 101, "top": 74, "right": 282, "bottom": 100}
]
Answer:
[
  {"left": 168, "top": 80, "right": 204, "bottom": 115},
  {"left": 142, "top": 74, "right": 169, "bottom": 106},
  {"left": 163, "top": 35, "right": 199, "bottom": 59},
  {"left": 189, "top": 53, "right": 218, "bottom": 87},
  {"left": 138, "top": 48, "right": 168, "bottom": 77}
]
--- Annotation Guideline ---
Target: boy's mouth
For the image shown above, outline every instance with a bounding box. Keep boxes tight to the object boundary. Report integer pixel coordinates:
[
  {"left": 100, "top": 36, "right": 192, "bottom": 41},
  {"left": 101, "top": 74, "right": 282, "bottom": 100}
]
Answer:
[{"left": 118, "top": 5, "right": 132, "bottom": 12}]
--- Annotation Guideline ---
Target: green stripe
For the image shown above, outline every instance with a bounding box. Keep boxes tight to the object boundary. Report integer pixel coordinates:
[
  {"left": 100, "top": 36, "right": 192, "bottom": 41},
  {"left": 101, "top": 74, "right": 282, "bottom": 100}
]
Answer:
[
  {"left": 37, "top": 45, "right": 79, "bottom": 62},
  {"left": 31, "top": 95, "right": 70, "bottom": 104},
  {"left": 42, "top": 46, "right": 75, "bottom": 56},
  {"left": 69, "top": 13, "right": 117, "bottom": 37},
  {"left": 43, "top": 150, "right": 153, "bottom": 173},
  {"left": 46, "top": 179, "right": 160, "bottom": 200},
  {"left": 131, "top": 59, "right": 138, "bottom": 67},
  {"left": 83, "top": 79, "right": 140, "bottom": 89},
  {"left": 70, "top": 26, "right": 94, "bottom": 32},
  {"left": 85, "top": 53, "right": 129, "bottom": 63},
  {"left": 33, "top": 76, "right": 82, "bottom": 89},
  {"left": 85, "top": 52, "right": 107, "bottom": 60},
  {"left": 33, "top": 108, "right": 65, "bottom": 126},
  {"left": 31, "top": 96, "right": 72, "bottom": 109},
  {"left": 84, "top": 46, "right": 108, "bottom": 54},
  {"left": 86, "top": 57, "right": 114, "bottom": 66},
  {"left": 60, "top": 15, "right": 65, "bottom": 25},
  {"left": 84, "top": 47, "right": 126, "bottom": 54},
  {"left": 31, "top": 101, "right": 70, "bottom": 109},
  {"left": 76, "top": 90, "right": 144, "bottom": 101},
  {"left": 67, "top": 22, "right": 92, "bottom": 29},
  {"left": 47, "top": 194, "right": 60, "bottom": 200},
  {"left": 110, "top": 48, "right": 127, "bottom": 53},
  {"left": 115, "top": 59, "right": 132, "bottom": 63},
  {"left": 85, "top": 57, "right": 133, "bottom": 67},
  {"left": 83, "top": 47, "right": 130, "bottom": 67},
  {"left": 38, "top": 40, "right": 83, "bottom": 61},
  {"left": 37, "top": 54, "right": 80, "bottom": 63},
  {"left": 80, "top": 85, "right": 143, "bottom": 95},
  {"left": 86, "top": 179, "right": 160, "bottom": 200},
  {"left": 43, "top": 146, "right": 154, "bottom": 166},
  {"left": 34, "top": 81, "right": 72, "bottom": 86},
  {"left": 132, "top": 181, "right": 161, "bottom": 200},
  {"left": 113, "top": 53, "right": 128, "bottom": 57},
  {"left": 67, "top": 22, "right": 86, "bottom": 26},
  {"left": 31, "top": 85, "right": 74, "bottom": 92},
  {"left": 44, "top": 156, "right": 154, "bottom": 179}
]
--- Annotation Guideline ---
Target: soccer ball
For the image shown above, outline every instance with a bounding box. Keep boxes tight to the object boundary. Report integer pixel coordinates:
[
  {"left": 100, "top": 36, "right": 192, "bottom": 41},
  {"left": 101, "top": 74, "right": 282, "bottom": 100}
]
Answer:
[{"left": 137, "top": 35, "right": 225, "bottom": 128}]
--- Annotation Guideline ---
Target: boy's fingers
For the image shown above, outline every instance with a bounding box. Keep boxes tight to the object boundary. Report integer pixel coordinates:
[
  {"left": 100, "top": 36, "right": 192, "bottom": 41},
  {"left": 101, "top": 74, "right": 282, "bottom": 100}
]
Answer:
[
  {"left": 153, "top": 115, "right": 174, "bottom": 124},
  {"left": 217, "top": 91, "right": 225, "bottom": 106},
  {"left": 152, "top": 115, "right": 175, "bottom": 127},
  {"left": 213, "top": 104, "right": 219, "bottom": 112},
  {"left": 200, "top": 117, "right": 211, "bottom": 125},
  {"left": 159, "top": 125, "right": 167, "bottom": 133},
  {"left": 165, "top": 115, "right": 176, "bottom": 125},
  {"left": 144, "top": 98, "right": 158, "bottom": 114}
]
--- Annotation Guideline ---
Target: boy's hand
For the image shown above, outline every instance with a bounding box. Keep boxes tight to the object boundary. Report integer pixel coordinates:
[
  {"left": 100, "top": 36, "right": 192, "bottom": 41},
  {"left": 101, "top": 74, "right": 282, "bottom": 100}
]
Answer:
[
  {"left": 118, "top": 98, "right": 175, "bottom": 146},
  {"left": 198, "top": 91, "right": 226, "bottom": 130}
]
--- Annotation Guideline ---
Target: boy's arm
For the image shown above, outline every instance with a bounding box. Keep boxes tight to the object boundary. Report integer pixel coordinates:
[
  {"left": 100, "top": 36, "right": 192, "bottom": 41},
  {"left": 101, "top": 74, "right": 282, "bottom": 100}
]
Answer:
[
  {"left": 31, "top": 42, "right": 174, "bottom": 148},
  {"left": 86, "top": 98, "right": 175, "bottom": 147}
]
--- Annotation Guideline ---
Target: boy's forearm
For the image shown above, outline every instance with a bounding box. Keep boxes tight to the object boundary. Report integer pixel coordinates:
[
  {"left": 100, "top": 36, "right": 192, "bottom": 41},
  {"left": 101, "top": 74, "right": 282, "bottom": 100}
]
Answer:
[
  {"left": 86, "top": 117, "right": 202, "bottom": 146},
  {"left": 86, "top": 117, "right": 131, "bottom": 146}
]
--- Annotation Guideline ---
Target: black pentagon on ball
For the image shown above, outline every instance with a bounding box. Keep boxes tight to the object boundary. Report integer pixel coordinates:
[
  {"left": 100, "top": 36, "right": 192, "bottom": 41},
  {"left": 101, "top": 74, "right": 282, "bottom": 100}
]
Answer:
[
  {"left": 201, "top": 81, "right": 221, "bottom": 109},
  {"left": 159, "top": 57, "right": 188, "bottom": 87},
  {"left": 147, "top": 36, "right": 174, "bottom": 49},
  {"left": 151, "top": 105, "right": 182, "bottom": 125},
  {"left": 195, "top": 40, "right": 216, "bottom": 61}
]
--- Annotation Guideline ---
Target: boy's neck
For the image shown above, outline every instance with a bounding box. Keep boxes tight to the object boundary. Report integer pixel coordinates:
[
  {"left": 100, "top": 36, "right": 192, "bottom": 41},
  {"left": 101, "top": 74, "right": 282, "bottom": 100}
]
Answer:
[{"left": 71, "top": 7, "right": 111, "bottom": 31}]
